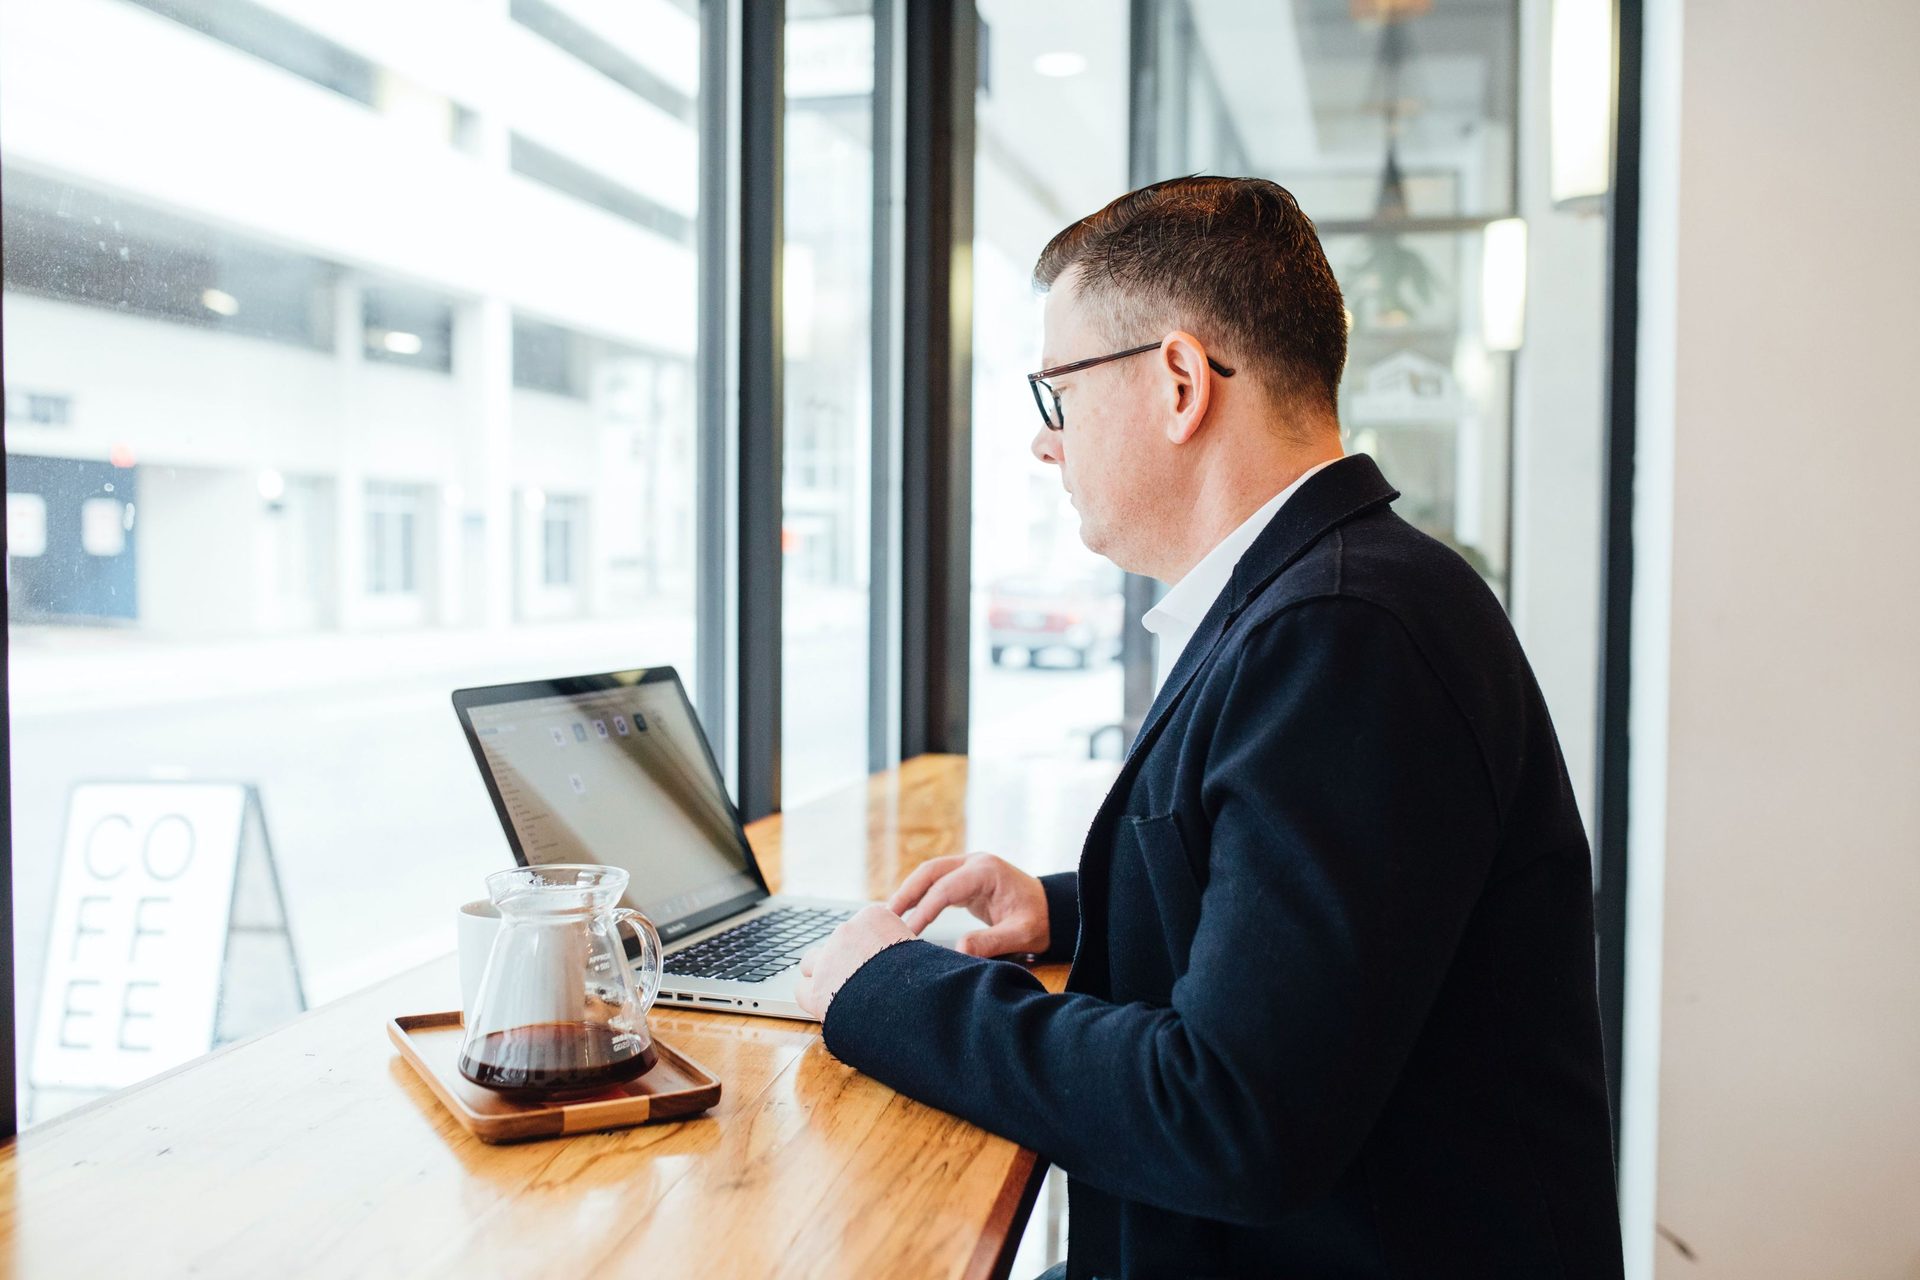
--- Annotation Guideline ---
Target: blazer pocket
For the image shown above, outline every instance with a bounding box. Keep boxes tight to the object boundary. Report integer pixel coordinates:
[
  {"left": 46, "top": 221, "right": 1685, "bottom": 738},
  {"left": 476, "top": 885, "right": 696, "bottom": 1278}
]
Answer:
[{"left": 1121, "top": 813, "right": 1205, "bottom": 984}]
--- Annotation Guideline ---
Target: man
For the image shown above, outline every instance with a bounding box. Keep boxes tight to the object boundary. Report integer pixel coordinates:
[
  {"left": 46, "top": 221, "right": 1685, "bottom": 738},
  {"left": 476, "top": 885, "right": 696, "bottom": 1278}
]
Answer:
[{"left": 796, "top": 176, "right": 1623, "bottom": 1278}]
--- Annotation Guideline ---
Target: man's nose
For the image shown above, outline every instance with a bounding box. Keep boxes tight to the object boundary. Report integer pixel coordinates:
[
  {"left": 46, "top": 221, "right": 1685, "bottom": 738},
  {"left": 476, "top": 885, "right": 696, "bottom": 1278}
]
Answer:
[{"left": 1031, "top": 426, "right": 1062, "bottom": 466}]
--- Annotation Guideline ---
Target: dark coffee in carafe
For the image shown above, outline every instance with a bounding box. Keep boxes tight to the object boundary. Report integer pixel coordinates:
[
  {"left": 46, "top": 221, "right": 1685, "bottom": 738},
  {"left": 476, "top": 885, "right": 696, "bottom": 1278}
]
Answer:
[{"left": 457, "top": 1021, "right": 657, "bottom": 1100}]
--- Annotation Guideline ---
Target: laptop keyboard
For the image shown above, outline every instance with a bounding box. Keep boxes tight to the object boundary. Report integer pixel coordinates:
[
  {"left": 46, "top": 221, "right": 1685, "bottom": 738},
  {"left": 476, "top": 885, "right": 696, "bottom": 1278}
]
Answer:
[{"left": 663, "top": 907, "right": 857, "bottom": 984}]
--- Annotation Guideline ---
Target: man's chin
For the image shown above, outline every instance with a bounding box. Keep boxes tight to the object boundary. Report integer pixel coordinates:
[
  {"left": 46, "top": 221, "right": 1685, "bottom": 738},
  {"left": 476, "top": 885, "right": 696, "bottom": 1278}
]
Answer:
[
  {"left": 1080, "top": 522, "right": 1150, "bottom": 577},
  {"left": 1077, "top": 516, "right": 1115, "bottom": 561}
]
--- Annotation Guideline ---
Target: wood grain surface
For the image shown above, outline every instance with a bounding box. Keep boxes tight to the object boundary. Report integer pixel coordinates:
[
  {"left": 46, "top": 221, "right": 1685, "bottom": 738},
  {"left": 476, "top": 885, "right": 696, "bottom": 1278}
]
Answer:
[
  {"left": 0, "top": 753, "right": 1116, "bottom": 1279},
  {"left": 387, "top": 1012, "right": 723, "bottom": 1143}
]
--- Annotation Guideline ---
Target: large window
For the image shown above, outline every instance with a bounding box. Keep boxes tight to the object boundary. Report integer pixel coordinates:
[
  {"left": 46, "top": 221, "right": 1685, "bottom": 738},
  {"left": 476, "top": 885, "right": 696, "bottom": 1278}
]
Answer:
[
  {"left": 539, "top": 493, "right": 584, "bottom": 589},
  {"left": 1141, "top": 0, "right": 1521, "bottom": 600},
  {"left": 969, "top": 1, "right": 1132, "bottom": 766},
  {"left": 967, "top": 0, "right": 1606, "bottom": 829},
  {"left": 781, "top": 0, "right": 878, "bottom": 806},
  {"left": 3, "top": 0, "right": 707, "bottom": 1123},
  {"left": 365, "top": 480, "right": 425, "bottom": 597},
  {"left": 1137, "top": 0, "right": 1606, "bottom": 825}
]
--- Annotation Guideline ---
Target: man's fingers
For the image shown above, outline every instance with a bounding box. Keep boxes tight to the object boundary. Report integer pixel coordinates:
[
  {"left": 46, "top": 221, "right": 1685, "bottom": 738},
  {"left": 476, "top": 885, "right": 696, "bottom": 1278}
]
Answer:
[
  {"left": 900, "top": 864, "right": 984, "bottom": 934},
  {"left": 798, "top": 946, "right": 818, "bottom": 977},
  {"left": 956, "top": 922, "right": 1034, "bottom": 958},
  {"left": 886, "top": 854, "right": 966, "bottom": 915},
  {"left": 793, "top": 970, "right": 821, "bottom": 1019}
]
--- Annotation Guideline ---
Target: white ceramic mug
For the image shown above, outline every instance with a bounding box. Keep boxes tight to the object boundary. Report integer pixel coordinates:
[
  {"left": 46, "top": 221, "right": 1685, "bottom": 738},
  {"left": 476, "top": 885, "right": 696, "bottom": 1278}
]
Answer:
[
  {"left": 457, "top": 891, "right": 592, "bottom": 1025},
  {"left": 456, "top": 898, "right": 502, "bottom": 1021}
]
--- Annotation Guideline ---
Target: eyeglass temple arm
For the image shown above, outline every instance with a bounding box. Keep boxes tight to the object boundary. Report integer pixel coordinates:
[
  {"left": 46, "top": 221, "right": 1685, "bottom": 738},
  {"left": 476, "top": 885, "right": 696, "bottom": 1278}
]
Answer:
[{"left": 1029, "top": 345, "right": 1236, "bottom": 382}]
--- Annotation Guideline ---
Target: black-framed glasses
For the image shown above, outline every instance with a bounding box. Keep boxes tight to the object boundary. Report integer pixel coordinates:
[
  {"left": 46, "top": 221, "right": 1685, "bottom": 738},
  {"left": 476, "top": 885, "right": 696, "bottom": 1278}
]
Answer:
[{"left": 1027, "top": 341, "right": 1235, "bottom": 431}]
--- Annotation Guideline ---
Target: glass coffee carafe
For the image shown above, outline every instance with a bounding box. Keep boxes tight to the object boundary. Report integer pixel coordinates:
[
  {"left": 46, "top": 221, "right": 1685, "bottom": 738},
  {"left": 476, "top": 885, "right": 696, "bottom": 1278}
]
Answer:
[{"left": 457, "top": 864, "right": 664, "bottom": 1101}]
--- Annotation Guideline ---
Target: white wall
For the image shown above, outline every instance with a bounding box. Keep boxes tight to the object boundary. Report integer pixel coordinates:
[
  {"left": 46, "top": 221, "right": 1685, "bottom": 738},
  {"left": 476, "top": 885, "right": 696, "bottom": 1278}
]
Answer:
[
  {"left": 3, "top": 295, "right": 351, "bottom": 476},
  {"left": 1622, "top": 1, "right": 1920, "bottom": 1275},
  {"left": 2, "top": 295, "right": 481, "bottom": 483}
]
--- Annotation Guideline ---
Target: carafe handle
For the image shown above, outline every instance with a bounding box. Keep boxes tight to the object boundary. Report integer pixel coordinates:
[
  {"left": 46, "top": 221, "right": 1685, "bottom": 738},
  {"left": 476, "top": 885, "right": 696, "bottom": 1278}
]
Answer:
[{"left": 613, "top": 907, "right": 664, "bottom": 1013}]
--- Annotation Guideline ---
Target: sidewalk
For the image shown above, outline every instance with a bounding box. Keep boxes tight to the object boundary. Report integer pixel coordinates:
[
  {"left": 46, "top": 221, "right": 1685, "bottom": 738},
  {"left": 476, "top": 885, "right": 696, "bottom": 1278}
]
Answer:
[{"left": 6, "top": 583, "right": 874, "bottom": 717}]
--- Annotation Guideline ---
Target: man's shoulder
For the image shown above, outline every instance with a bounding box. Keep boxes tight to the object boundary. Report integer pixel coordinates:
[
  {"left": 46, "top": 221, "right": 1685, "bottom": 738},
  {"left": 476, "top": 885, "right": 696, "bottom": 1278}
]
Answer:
[
  {"left": 1240, "top": 504, "right": 1508, "bottom": 644},
  {"left": 1207, "top": 505, "right": 1530, "bottom": 763},
  {"left": 1200, "top": 504, "right": 1544, "bottom": 816}
]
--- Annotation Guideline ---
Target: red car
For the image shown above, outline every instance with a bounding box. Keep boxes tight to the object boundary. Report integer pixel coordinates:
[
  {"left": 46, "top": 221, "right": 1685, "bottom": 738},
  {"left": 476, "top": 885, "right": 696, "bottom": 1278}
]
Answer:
[{"left": 987, "top": 573, "right": 1123, "bottom": 669}]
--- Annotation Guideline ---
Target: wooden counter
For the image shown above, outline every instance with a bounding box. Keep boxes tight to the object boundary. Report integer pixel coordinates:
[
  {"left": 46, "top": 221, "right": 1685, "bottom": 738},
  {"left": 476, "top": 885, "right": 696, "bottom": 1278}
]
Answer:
[{"left": 0, "top": 753, "right": 1116, "bottom": 1279}]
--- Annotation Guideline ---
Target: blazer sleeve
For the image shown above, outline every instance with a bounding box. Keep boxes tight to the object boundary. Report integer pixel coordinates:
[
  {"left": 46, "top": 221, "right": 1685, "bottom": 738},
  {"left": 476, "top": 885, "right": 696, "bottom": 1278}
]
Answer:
[
  {"left": 1037, "top": 871, "right": 1079, "bottom": 963},
  {"left": 821, "top": 597, "right": 1502, "bottom": 1227}
]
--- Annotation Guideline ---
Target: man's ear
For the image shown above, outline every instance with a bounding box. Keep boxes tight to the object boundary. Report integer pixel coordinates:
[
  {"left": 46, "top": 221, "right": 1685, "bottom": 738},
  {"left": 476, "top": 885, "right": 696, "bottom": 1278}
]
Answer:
[{"left": 1160, "top": 331, "right": 1214, "bottom": 445}]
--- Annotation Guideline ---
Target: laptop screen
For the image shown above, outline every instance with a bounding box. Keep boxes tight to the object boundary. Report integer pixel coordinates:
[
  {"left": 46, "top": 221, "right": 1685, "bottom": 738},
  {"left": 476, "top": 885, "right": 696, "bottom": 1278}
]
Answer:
[{"left": 456, "top": 671, "right": 764, "bottom": 942}]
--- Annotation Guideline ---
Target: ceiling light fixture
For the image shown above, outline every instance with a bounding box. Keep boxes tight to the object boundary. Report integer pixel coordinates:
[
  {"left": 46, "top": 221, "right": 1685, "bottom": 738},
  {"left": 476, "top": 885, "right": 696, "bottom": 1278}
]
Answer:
[
  {"left": 1481, "top": 218, "right": 1528, "bottom": 352},
  {"left": 1032, "top": 51, "right": 1088, "bottom": 78},
  {"left": 1550, "top": 0, "right": 1614, "bottom": 208}
]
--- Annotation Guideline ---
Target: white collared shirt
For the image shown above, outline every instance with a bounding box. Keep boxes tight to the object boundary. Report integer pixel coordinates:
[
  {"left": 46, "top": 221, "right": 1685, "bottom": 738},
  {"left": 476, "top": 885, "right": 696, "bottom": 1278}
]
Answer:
[{"left": 1142, "top": 457, "right": 1340, "bottom": 688}]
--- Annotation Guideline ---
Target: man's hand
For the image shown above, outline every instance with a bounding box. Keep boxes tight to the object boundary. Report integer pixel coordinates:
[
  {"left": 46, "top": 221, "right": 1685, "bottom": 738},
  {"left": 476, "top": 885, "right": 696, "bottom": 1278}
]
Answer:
[
  {"left": 794, "top": 905, "right": 914, "bottom": 1020},
  {"left": 887, "top": 852, "right": 1050, "bottom": 959}
]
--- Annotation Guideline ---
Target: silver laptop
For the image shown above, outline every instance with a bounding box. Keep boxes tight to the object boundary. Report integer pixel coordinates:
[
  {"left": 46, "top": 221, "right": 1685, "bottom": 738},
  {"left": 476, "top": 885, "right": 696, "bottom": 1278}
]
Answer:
[{"left": 452, "top": 666, "right": 969, "bottom": 1021}]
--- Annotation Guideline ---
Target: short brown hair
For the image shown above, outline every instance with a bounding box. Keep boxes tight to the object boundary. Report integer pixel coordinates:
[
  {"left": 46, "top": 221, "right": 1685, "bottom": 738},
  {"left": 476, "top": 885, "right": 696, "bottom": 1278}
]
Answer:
[{"left": 1034, "top": 176, "right": 1347, "bottom": 416}]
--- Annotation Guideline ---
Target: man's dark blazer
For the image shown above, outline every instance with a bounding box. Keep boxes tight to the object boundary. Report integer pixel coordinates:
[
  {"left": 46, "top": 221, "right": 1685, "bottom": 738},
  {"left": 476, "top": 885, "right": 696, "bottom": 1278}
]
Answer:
[{"left": 823, "top": 455, "right": 1624, "bottom": 1279}]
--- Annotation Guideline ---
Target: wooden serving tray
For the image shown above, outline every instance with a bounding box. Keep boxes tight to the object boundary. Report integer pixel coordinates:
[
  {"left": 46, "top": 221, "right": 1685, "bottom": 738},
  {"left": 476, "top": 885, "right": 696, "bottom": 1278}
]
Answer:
[{"left": 388, "top": 1011, "right": 722, "bottom": 1144}]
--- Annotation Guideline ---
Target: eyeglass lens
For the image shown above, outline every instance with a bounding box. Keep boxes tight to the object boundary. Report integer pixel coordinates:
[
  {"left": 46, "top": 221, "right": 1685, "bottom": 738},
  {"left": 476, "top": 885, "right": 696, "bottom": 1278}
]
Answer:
[{"left": 1032, "top": 378, "right": 1062, "bottom": 430}]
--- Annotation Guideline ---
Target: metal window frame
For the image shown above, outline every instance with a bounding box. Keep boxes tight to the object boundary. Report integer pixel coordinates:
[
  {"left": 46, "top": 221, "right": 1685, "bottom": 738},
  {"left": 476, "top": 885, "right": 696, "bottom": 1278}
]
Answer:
[
  {"left": 696, "top": 0, "right": 742, "bottom": 789},
  {"left": 868, "top": 0, "right": 907, "bottom": 775},
  {"left": 1593, "top": 0, "right": 1644, "bottom": 1148},
  {"left": 709, "top": 0, "right": 970, "bottom": 805},
  {"left": 730, "top": 0, "right": 785, "bottom": 823},
  {"left": 1119, "top": 0, "right": 1169, "bottom": 739},
  {"left": 898, "top": 0, "right": 976, "bottom": 759}
]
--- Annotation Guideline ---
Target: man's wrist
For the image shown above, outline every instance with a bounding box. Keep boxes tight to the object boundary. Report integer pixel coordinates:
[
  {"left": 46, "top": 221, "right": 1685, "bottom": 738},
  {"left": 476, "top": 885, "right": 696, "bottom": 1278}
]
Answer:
[
  {"left": 1038, "top": 871, "right": 1080, "bottom": 963},
  {"left": 819, "top": 936, "right": 936, "bottom": 1056}
]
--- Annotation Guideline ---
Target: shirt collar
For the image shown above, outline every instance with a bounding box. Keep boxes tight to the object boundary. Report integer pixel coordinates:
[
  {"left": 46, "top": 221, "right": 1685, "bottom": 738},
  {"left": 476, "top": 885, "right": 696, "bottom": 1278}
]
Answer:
[{"left": 1143, "top": 457, "right": 1341, "bottom": 642}]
